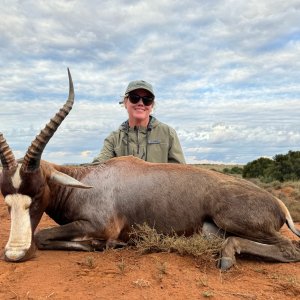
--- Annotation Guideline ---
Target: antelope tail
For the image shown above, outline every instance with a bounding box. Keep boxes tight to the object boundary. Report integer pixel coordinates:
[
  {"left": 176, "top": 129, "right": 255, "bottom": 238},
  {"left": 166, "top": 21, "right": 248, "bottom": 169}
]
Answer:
[{"left": 277, "top": 198, "right": 300, "bottom": 237}]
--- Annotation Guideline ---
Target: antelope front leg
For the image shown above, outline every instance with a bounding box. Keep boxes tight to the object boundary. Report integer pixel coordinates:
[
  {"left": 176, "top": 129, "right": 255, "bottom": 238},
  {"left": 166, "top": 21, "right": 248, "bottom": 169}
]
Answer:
[{"left": 35, "top": 221, "right": 107, "bottom": 251}]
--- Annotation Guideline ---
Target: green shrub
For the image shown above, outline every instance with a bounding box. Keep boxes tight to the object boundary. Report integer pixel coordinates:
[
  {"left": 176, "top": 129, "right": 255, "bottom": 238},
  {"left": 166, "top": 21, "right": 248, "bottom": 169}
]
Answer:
[
  {"left": 242, "top": 151, "right": 300, "bottom": 182},
  {"left": 242, "top": 157, "right": 274, "bottom": 179},
  {"left": 223, "top": 166, "right": 243, "bottom": 175}
]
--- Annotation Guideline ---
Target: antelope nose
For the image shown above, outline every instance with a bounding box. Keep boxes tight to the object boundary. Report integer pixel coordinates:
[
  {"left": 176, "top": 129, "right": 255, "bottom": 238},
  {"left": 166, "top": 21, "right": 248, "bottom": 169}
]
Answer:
[{"left": 5, "top": 249, "right": 27, "bottom": 262}]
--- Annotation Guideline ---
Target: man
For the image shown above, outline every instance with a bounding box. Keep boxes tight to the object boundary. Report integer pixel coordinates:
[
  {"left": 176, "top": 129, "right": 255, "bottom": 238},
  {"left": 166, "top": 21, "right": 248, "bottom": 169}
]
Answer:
[{"left": 93, "top": 80, "right": 185, "bottom": 164}]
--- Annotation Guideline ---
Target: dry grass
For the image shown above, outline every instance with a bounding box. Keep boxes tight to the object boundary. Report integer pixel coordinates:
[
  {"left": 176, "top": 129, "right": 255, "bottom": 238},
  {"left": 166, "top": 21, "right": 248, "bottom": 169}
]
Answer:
[
  {"left": 155, "top": 260, "right": 168, "bottom": 283},
  {"left": 191, "top": 164, "right": 240, "bottom": 173},
  {"left": 129, "top": 223, "right": 223, "bottom": 261},
  {"left": 132, "top": 278, "right": 151, "bottom": 288},
  {"left": 77, "top": 255, "right": 97, "bottom": 269},
  {"left": 116, "top": 258, "right": 126, "bottom": 275}
]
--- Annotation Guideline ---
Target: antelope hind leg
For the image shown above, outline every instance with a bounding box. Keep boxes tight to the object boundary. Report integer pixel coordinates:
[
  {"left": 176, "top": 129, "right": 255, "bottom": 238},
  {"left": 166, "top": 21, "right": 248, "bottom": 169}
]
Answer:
[
  {"left": 202, "top": 221, "right": 227, "bottom": 239},
  {"left": 219, "top": 235, "right": 300, "bottom": 270}
]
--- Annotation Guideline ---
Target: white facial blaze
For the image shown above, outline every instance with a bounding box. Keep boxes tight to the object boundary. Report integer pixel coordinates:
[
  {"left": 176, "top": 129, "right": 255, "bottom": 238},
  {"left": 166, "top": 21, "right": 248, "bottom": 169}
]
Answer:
[
  {"left": 11, "top": 164, "right": 22, "bottom": 190},
  {"left": 5, "top": 194, "right": 32, "bottom": 261}
]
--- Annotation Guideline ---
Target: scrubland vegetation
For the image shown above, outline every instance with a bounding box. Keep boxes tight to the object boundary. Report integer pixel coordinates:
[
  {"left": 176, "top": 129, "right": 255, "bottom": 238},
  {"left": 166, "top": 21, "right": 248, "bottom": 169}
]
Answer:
[{"left": 243, "top": 150, "right": 300, "bottom": 182}]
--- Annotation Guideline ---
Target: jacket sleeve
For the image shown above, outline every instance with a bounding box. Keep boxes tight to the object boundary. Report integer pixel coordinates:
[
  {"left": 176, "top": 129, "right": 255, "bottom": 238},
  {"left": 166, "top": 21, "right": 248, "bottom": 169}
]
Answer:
[
  {"left": 92, "top": 133, "right": 116, "bottom": 163},
  {"left": 168, "top": 129, "right": 186, "bottom": 164}
]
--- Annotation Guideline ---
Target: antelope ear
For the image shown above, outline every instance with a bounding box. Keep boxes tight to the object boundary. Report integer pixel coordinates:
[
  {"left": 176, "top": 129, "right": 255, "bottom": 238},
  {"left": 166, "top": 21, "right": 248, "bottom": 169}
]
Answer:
[{"left": 50, "top": 170, "right": 93, "bottom": 189}]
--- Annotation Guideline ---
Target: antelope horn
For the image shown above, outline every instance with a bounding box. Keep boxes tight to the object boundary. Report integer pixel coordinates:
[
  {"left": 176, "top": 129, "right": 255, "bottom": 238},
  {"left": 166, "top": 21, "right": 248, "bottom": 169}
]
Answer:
[
  {"left": 21, "top": 68, "right": 74, "bottom": 172},
  {"left": 0, "top": 133, "right": 17, "bottom": 170}
]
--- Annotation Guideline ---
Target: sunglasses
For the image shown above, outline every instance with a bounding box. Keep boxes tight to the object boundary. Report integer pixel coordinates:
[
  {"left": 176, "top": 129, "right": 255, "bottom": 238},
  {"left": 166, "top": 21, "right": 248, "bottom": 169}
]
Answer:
[{"left": 128, "top": 93, "right": 154, "bottom": 106}]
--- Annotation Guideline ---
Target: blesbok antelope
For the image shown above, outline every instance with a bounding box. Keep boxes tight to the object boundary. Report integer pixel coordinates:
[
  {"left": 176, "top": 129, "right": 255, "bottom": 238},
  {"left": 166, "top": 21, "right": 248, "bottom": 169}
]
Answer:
[{"left": 1, "top": 70, "right": 300, "bottom": 270}]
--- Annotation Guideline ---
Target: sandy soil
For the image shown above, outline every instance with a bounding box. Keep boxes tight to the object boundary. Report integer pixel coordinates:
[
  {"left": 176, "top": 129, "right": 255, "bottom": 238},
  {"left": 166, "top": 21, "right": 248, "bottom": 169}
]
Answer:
[{"left": 0, "top": 197, "right": 300, "bottom": 299}]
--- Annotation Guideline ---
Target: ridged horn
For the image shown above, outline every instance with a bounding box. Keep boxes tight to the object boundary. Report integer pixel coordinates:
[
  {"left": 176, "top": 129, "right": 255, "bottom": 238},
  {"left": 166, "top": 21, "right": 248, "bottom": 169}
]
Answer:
[
  {"left": 0, "top": 133, "right": 17, "bottom": 170},
  {"left": 21, "top": 68, "right": 74, "bottom": 172}
]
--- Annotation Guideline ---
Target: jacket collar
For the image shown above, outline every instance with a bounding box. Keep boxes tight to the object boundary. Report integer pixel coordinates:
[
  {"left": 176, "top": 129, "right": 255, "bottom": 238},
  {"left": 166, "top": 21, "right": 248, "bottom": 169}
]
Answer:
[{"left": 120, "top": 116, "right": 159, "bottom": 132}]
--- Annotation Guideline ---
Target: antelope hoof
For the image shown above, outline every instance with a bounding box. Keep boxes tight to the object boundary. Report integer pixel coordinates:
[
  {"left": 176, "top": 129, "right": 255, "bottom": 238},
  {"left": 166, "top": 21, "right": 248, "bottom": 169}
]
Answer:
[{"left": 218, "top": 256, "right": 235, "bottom": 270}]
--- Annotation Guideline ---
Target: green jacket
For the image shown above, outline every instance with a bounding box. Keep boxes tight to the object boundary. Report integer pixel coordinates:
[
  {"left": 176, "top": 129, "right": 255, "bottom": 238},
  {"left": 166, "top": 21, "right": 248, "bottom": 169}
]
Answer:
[{"left": 93, "top": 116, "right": 186, "bottom": 164}]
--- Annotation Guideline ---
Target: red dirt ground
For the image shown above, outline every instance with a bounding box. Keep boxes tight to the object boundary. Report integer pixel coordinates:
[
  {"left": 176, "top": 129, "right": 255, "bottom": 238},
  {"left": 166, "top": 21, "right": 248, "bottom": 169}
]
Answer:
[{"left": 0, "top": 196, "right": 300, "bottom": 299}]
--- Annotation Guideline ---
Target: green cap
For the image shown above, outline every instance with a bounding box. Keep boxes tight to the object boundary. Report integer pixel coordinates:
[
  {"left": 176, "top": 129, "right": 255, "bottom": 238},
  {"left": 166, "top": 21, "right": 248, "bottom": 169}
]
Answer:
[{"left": 125, "top": 80, "right": 155, "bottom": 97}]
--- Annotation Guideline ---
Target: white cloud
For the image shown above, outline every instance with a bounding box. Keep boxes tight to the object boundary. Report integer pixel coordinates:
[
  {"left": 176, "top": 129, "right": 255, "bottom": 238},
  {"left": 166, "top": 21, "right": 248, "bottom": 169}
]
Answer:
[{"left": 80, "top": 150, "right": 92, "bottom": 158}]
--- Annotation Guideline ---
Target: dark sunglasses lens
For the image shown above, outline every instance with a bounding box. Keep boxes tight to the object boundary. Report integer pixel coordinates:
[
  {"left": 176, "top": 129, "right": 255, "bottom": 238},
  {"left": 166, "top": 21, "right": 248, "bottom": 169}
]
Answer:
[
  {"left": 129, "top": 94, "right": 140, "bottom": 104},
  {"left": 142, "top": 97, "right": 154, "bottom": 106},
  {"left": 129, "top": 94, "right": 154, "bottom": 106}
]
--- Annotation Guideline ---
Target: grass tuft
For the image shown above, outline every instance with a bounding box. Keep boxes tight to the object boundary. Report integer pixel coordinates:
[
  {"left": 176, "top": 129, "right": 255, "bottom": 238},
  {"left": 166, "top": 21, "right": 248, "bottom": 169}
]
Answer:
[
  {"left": 129, "top": 223, "right": 223, "bottom": 261},
  {"left": 116, "top": 258, "right": 126, "bottom": 275}
]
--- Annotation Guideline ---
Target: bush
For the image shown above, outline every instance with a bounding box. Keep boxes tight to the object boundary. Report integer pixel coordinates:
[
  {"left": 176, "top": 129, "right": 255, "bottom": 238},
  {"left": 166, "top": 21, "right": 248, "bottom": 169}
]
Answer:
[
  {"left": 223, "top": 166, "right": 243, "bottom": 175},
  {"left": 242, "top": 151, "right": 300, "bottom": 182},
  {"left": 242, "top": 157, "right": 274, "bottom": 179}
]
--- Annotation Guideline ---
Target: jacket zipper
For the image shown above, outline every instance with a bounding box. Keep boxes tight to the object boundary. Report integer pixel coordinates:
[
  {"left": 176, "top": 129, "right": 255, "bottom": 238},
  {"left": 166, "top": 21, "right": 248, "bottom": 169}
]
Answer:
[{"left": 136, "top": 127, "right": 140, "bottom": 154}]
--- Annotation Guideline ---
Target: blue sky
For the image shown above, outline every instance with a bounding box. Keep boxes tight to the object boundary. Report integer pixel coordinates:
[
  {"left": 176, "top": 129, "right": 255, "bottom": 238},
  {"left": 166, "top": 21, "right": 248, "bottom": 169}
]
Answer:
[{"left": 1, "top": 0, "right": 300, "bottom": 165}]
